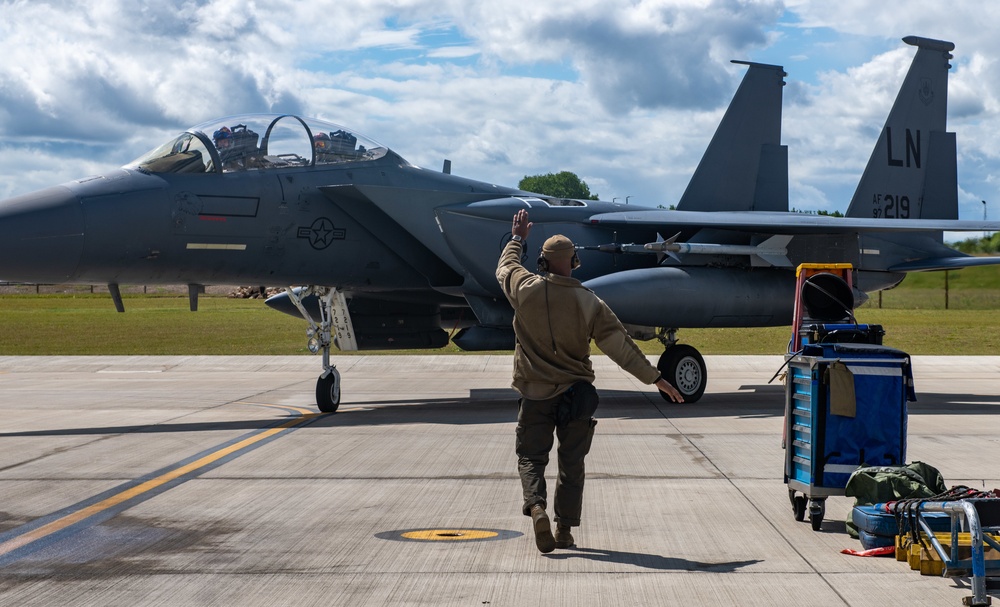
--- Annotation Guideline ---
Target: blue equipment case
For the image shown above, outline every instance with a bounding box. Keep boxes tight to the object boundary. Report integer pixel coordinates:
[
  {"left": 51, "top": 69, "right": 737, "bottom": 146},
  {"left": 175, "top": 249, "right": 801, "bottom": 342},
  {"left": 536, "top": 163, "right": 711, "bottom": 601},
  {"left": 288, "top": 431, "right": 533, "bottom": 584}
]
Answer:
[
  {"left": 784, "top": 343, "right": 913, "bottom": 530},
  {"left": 852, "top": 504, "right": 952, "bottom": 539}
]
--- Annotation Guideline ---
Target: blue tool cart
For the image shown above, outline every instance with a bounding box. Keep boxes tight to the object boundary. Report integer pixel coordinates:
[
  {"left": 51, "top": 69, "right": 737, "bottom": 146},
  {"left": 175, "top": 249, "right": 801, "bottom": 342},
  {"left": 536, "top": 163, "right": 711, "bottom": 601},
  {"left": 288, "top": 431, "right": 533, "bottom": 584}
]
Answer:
[{"left": 784, "top": 343, "right": 914, "bottom": 530}]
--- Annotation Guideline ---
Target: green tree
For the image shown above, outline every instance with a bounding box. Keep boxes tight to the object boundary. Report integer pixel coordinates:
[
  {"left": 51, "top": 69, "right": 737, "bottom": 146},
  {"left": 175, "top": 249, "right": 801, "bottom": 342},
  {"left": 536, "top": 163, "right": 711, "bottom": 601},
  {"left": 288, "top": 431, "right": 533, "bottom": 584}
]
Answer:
[
  {"left": 519, "top": 171, "right": 599, "bottom": 200},
  {"left": 953, "top": 233, "right": 1000, "bottom": 254},
  {"left": 791, "top": 208, "right": 844, "bottom": 217}
]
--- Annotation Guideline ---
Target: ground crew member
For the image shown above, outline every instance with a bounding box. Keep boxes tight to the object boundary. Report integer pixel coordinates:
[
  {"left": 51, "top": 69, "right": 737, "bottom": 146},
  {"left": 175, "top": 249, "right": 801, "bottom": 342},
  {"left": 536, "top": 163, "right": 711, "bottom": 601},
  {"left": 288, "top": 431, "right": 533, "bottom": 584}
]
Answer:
[{"left": 496, "top": 209, "right": 684, "bottom": 553}]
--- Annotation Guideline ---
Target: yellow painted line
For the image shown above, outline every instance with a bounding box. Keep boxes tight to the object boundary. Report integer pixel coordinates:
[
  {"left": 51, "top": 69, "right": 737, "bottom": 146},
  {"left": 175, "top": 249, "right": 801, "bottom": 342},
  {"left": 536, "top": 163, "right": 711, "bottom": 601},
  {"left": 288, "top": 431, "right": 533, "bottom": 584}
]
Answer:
[
  {"left": 0, "top": 411, "right": 319, "bottom": 558},
  {"left": 401, "top": 529, "right": 499, "bottom": 541}
]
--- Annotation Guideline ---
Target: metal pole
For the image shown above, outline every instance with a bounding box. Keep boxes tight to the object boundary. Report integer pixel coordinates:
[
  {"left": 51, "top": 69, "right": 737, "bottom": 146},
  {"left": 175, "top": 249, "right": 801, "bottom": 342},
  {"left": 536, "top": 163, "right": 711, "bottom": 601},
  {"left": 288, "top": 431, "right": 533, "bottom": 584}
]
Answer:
[
  {"left": 915, "top": 500, "right": 990, "bottom": 606},
  {"left": 945, "top": 270, "right": 949, "bottom": 310}
]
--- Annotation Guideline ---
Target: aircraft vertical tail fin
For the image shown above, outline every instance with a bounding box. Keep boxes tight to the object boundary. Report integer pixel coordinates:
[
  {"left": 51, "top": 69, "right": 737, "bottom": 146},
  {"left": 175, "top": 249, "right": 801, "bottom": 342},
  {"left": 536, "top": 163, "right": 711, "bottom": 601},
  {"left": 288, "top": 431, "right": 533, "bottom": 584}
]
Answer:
[
  {"left": 846, "top": 37, "right": 957, "bottom": 222},
  {"left": 676, "top": 61, "right": 787, "bottom": 212}
]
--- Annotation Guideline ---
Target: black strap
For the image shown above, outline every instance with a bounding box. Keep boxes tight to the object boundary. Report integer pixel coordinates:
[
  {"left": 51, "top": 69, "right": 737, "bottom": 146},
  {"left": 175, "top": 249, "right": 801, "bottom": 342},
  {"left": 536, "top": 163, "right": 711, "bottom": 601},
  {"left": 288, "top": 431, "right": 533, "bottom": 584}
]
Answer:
[{"left": 545, "top": 279, "right": 557, "bottom": 354}]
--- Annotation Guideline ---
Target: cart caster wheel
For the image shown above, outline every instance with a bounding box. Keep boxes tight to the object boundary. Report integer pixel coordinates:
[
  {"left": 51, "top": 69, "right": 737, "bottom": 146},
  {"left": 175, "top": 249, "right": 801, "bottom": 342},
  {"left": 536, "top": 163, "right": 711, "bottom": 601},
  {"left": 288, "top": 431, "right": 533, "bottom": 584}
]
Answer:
[
  {"left": 793, "top": 496, "right": 807, "bottom": 522},
  {"left": 809, "top": 499, "right": 825, "bottom": 531}
]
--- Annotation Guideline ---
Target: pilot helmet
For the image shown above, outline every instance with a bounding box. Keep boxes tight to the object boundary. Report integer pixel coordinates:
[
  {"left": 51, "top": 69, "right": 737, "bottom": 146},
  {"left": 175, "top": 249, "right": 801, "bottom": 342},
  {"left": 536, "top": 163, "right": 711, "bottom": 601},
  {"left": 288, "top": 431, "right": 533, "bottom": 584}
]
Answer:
[
  {"left": 313, "top": 132, "right": 331, "bottom": 150},
  {"left": 213, "top": 126, "right": 233, "bottom": 148}
]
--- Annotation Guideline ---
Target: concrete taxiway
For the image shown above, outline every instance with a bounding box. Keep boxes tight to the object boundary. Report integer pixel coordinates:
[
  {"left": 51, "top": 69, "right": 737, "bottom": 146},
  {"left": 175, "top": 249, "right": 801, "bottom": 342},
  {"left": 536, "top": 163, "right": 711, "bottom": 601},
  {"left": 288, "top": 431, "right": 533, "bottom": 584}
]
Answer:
[{"left": 0, "top": 354, "right": 997, "bottom": 607}]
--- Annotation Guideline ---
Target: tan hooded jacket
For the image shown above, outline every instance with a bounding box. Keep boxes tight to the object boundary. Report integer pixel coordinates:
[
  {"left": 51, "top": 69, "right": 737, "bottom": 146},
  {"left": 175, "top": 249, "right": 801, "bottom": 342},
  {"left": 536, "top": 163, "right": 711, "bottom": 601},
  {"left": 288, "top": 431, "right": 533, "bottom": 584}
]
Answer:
[{"left": 496, "top": 240, "right": 661, "bottom": 400}]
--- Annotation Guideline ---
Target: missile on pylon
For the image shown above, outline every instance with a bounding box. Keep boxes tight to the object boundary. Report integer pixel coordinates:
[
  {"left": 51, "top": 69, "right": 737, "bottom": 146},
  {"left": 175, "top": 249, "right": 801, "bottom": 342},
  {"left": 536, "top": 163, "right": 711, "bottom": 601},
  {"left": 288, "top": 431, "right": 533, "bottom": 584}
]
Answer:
[{"left": 643, "top": 233, "right": 793, "bottom": 267}]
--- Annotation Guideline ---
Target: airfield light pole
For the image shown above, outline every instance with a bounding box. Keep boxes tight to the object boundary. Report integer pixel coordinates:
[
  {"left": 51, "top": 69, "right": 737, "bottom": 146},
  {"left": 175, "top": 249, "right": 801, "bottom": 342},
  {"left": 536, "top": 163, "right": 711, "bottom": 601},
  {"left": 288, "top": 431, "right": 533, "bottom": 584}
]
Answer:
[
  {"left": 984, "top": 200, "right": 989, "bottom": 238},
  {"left": 613, "top": 197, "right": 619, "bottom": 203},
  {"left": 626, "top": 196, "right": 632, "bottom": 204}
]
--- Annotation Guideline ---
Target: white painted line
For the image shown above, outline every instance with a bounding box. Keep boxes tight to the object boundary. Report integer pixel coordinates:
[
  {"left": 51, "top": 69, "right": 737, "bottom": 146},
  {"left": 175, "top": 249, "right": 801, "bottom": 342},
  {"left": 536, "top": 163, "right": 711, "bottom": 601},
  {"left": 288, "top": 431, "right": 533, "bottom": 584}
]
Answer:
[{"left": 186, "top": 243, "right": 247, "bottom": 251}]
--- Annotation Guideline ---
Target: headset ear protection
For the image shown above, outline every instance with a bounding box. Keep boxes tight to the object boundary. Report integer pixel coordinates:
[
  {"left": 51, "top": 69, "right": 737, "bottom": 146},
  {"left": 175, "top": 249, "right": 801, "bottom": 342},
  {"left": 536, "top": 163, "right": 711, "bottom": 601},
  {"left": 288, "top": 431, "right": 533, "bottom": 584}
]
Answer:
[{"left": 537, "top": 252, "right": 580, "bottom": 272}]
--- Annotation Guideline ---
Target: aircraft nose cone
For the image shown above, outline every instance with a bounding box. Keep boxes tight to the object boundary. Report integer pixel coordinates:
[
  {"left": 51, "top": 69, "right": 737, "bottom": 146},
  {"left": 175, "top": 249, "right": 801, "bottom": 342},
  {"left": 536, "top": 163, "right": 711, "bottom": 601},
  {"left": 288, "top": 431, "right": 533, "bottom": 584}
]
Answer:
[{"left": 0, "top": 186, "right": 85, "bottom": 283}]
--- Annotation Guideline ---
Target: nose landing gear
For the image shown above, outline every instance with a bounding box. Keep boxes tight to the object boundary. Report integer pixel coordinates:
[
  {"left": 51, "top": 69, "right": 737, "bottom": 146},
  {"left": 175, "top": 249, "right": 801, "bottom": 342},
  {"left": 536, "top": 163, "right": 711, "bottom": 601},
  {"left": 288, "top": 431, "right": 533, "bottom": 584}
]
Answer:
[{"left": 283, "top": 286, "right": 356, "bottom": 413}]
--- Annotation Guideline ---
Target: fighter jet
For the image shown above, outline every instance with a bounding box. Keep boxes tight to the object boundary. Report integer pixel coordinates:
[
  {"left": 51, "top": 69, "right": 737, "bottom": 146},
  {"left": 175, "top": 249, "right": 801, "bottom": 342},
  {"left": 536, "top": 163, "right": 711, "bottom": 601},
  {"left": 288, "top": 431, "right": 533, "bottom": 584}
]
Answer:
[{"left": 0, "top": 35, "right": 995, "bottom": 411}]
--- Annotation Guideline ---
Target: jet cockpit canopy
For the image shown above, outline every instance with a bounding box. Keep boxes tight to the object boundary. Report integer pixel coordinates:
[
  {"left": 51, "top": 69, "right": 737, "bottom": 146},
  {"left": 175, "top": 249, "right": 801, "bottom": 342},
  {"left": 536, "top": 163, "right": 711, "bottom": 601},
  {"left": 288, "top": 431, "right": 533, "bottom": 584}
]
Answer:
[{"left": 127, "top": 114, "right": 390, "bottom": 174}]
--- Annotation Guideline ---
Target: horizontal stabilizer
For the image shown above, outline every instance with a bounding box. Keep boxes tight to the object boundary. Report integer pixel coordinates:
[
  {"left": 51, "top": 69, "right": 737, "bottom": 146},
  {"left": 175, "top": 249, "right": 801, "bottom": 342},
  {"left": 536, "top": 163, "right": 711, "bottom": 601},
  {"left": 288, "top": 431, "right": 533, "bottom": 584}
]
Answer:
[
  {"left": 889, "top": 255, "right": 1000, "bottom": 272},
  {"left": 590, "top": 209, "right": 1000, "bottom": 235}
]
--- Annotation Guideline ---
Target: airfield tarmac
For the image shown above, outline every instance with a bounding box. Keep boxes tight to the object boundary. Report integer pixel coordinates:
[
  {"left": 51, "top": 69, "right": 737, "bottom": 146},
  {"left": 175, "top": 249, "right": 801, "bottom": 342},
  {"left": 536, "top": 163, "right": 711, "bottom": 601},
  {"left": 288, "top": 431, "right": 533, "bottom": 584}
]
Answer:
[{"left": 0, "top": 354, "right": 997, "bottom": 607}]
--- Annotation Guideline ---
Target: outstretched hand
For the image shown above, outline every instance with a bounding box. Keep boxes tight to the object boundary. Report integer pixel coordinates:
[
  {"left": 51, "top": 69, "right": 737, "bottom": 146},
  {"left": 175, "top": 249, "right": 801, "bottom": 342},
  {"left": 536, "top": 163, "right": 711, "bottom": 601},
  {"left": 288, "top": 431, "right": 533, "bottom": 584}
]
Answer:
[
  {"left": 655, "top": 378, "right": 685, "bottom": 403},
  {"left": 512, "top": 209, "right": 532, "bottom": 240}
]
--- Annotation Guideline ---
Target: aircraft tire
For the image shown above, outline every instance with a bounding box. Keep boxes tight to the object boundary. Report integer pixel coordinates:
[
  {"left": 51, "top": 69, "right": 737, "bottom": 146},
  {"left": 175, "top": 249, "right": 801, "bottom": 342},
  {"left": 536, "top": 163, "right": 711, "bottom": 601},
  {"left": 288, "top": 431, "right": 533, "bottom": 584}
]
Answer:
[
  {"left": 316, "top": 369, "right": 341, "bottom": 413},
  {"left": 657, "top": 344, "right": 707, "bottom": 403}
]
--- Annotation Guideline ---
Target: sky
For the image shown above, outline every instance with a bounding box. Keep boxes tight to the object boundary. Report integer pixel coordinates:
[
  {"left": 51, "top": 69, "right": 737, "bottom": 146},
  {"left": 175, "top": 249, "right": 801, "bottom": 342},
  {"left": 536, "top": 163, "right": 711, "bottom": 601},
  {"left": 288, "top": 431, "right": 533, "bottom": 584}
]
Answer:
[{"left": 1, "top": 0, "right": 999, "bottom": 226}]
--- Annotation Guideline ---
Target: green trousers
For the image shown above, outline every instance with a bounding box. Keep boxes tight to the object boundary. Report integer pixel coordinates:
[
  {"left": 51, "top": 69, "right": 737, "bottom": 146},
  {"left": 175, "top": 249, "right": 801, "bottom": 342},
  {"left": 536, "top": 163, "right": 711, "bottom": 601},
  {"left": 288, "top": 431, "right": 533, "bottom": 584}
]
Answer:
[{"left": 515, "top": 394, "right": 597, "bottom": 527}]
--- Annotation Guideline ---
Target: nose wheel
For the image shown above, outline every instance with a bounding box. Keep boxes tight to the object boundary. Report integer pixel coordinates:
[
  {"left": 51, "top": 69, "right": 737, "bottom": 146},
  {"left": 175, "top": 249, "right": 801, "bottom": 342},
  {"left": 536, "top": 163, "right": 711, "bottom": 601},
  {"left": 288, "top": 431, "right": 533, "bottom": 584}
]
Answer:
[{"left": 316, "top": 368, "right": 342, "bottom": 413}]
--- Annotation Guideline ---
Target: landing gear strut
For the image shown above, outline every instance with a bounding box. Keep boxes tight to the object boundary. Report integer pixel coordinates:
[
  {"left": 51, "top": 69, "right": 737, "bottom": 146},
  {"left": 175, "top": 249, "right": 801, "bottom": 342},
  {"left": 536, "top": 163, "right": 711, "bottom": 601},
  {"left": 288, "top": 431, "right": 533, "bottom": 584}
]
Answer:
[
  {"left": 655, "top": 329, "right": 707, "bottom": 403},
  {"left": 284, "top": 286, "right": 355, "bottom": 413}
]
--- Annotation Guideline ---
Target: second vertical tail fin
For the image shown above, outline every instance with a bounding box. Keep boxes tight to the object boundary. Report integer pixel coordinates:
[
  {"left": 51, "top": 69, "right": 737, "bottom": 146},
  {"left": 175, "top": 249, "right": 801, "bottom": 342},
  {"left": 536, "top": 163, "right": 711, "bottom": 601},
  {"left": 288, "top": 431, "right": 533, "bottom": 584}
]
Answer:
[
  {"left": 676, "top": 61, "right": 787, "bottom": 212},
  {"left": 846, "top": 36, "right": 957, "bottom": 222}
]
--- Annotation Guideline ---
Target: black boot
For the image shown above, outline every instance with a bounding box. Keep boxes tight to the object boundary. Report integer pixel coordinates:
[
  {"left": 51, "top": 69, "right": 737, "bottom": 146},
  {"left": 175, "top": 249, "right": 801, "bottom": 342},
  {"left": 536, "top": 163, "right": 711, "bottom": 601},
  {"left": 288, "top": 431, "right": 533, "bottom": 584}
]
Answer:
[
  {"left": 555, "top": 523, "right": 575, "bottom": 549},
  {"left": 530, "top": 505, "right": 555, "bottom": 553}
]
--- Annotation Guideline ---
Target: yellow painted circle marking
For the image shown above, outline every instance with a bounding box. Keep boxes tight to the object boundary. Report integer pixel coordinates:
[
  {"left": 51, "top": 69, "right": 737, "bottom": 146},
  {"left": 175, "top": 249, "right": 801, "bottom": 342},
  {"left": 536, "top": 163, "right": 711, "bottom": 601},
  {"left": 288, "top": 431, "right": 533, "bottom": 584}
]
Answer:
[
  {"left": 375, "top": 527, "right": 519, "bottom": 543},
  {"left": 401, "top": 529, "right": 499, "bottom": 541}
]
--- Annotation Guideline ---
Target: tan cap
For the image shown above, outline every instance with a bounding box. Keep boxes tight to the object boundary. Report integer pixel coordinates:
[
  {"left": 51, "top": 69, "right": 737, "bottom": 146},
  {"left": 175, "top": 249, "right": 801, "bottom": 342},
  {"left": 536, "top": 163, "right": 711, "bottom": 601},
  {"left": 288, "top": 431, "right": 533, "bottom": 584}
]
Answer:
[{"left": 541, "top": 234, "right": 576, "bottom": 261}]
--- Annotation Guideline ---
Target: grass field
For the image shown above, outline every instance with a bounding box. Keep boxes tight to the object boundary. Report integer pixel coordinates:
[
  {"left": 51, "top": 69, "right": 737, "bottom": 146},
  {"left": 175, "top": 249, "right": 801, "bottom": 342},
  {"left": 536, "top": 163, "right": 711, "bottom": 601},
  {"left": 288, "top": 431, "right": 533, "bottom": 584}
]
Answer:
[
  {"left": 0, "top": 296, "right": 309, "bottom": 355},
  {"left": 2, "top": 277, "right": 999, "bottom": 355},
  {"left": 864, "top": 264, "right": 1000, "bottom": 310}
]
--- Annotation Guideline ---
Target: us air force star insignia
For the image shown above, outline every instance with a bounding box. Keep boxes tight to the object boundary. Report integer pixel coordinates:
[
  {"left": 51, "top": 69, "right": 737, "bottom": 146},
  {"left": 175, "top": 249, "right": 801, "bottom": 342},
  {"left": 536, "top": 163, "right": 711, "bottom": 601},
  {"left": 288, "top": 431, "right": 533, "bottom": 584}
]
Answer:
[{"left": 297, "top": 217, "right": 346, "bottom": 250}]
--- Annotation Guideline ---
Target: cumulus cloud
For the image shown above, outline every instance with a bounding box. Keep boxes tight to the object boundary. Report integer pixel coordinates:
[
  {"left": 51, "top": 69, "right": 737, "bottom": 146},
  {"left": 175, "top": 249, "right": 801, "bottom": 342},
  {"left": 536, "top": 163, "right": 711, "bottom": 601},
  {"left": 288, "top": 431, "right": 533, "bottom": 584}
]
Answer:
[
  {"left": 0, "top": 1, "right": 297, "bottom": 139},
  {"left": 449, "top": 0, "right": 783, "bottom": 113}
]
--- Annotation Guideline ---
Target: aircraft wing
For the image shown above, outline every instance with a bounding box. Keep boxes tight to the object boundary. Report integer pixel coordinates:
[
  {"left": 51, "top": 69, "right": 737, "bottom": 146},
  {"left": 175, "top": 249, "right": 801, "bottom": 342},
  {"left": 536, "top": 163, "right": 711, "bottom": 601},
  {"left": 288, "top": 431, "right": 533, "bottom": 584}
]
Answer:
[{"left": 588, "top": 209, "right": 1000, "bottom": 234}]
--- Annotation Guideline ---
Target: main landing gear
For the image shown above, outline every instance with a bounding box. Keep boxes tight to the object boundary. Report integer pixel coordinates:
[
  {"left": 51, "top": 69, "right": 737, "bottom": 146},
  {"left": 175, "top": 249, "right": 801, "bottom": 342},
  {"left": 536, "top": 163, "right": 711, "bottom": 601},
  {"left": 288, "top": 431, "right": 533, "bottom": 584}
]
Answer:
[
  {"left": 284, "top": 286, "right": 356, "bottom": 413},
  {"left": 655, "top": 329, "right": 707, "bottom": 403}
]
